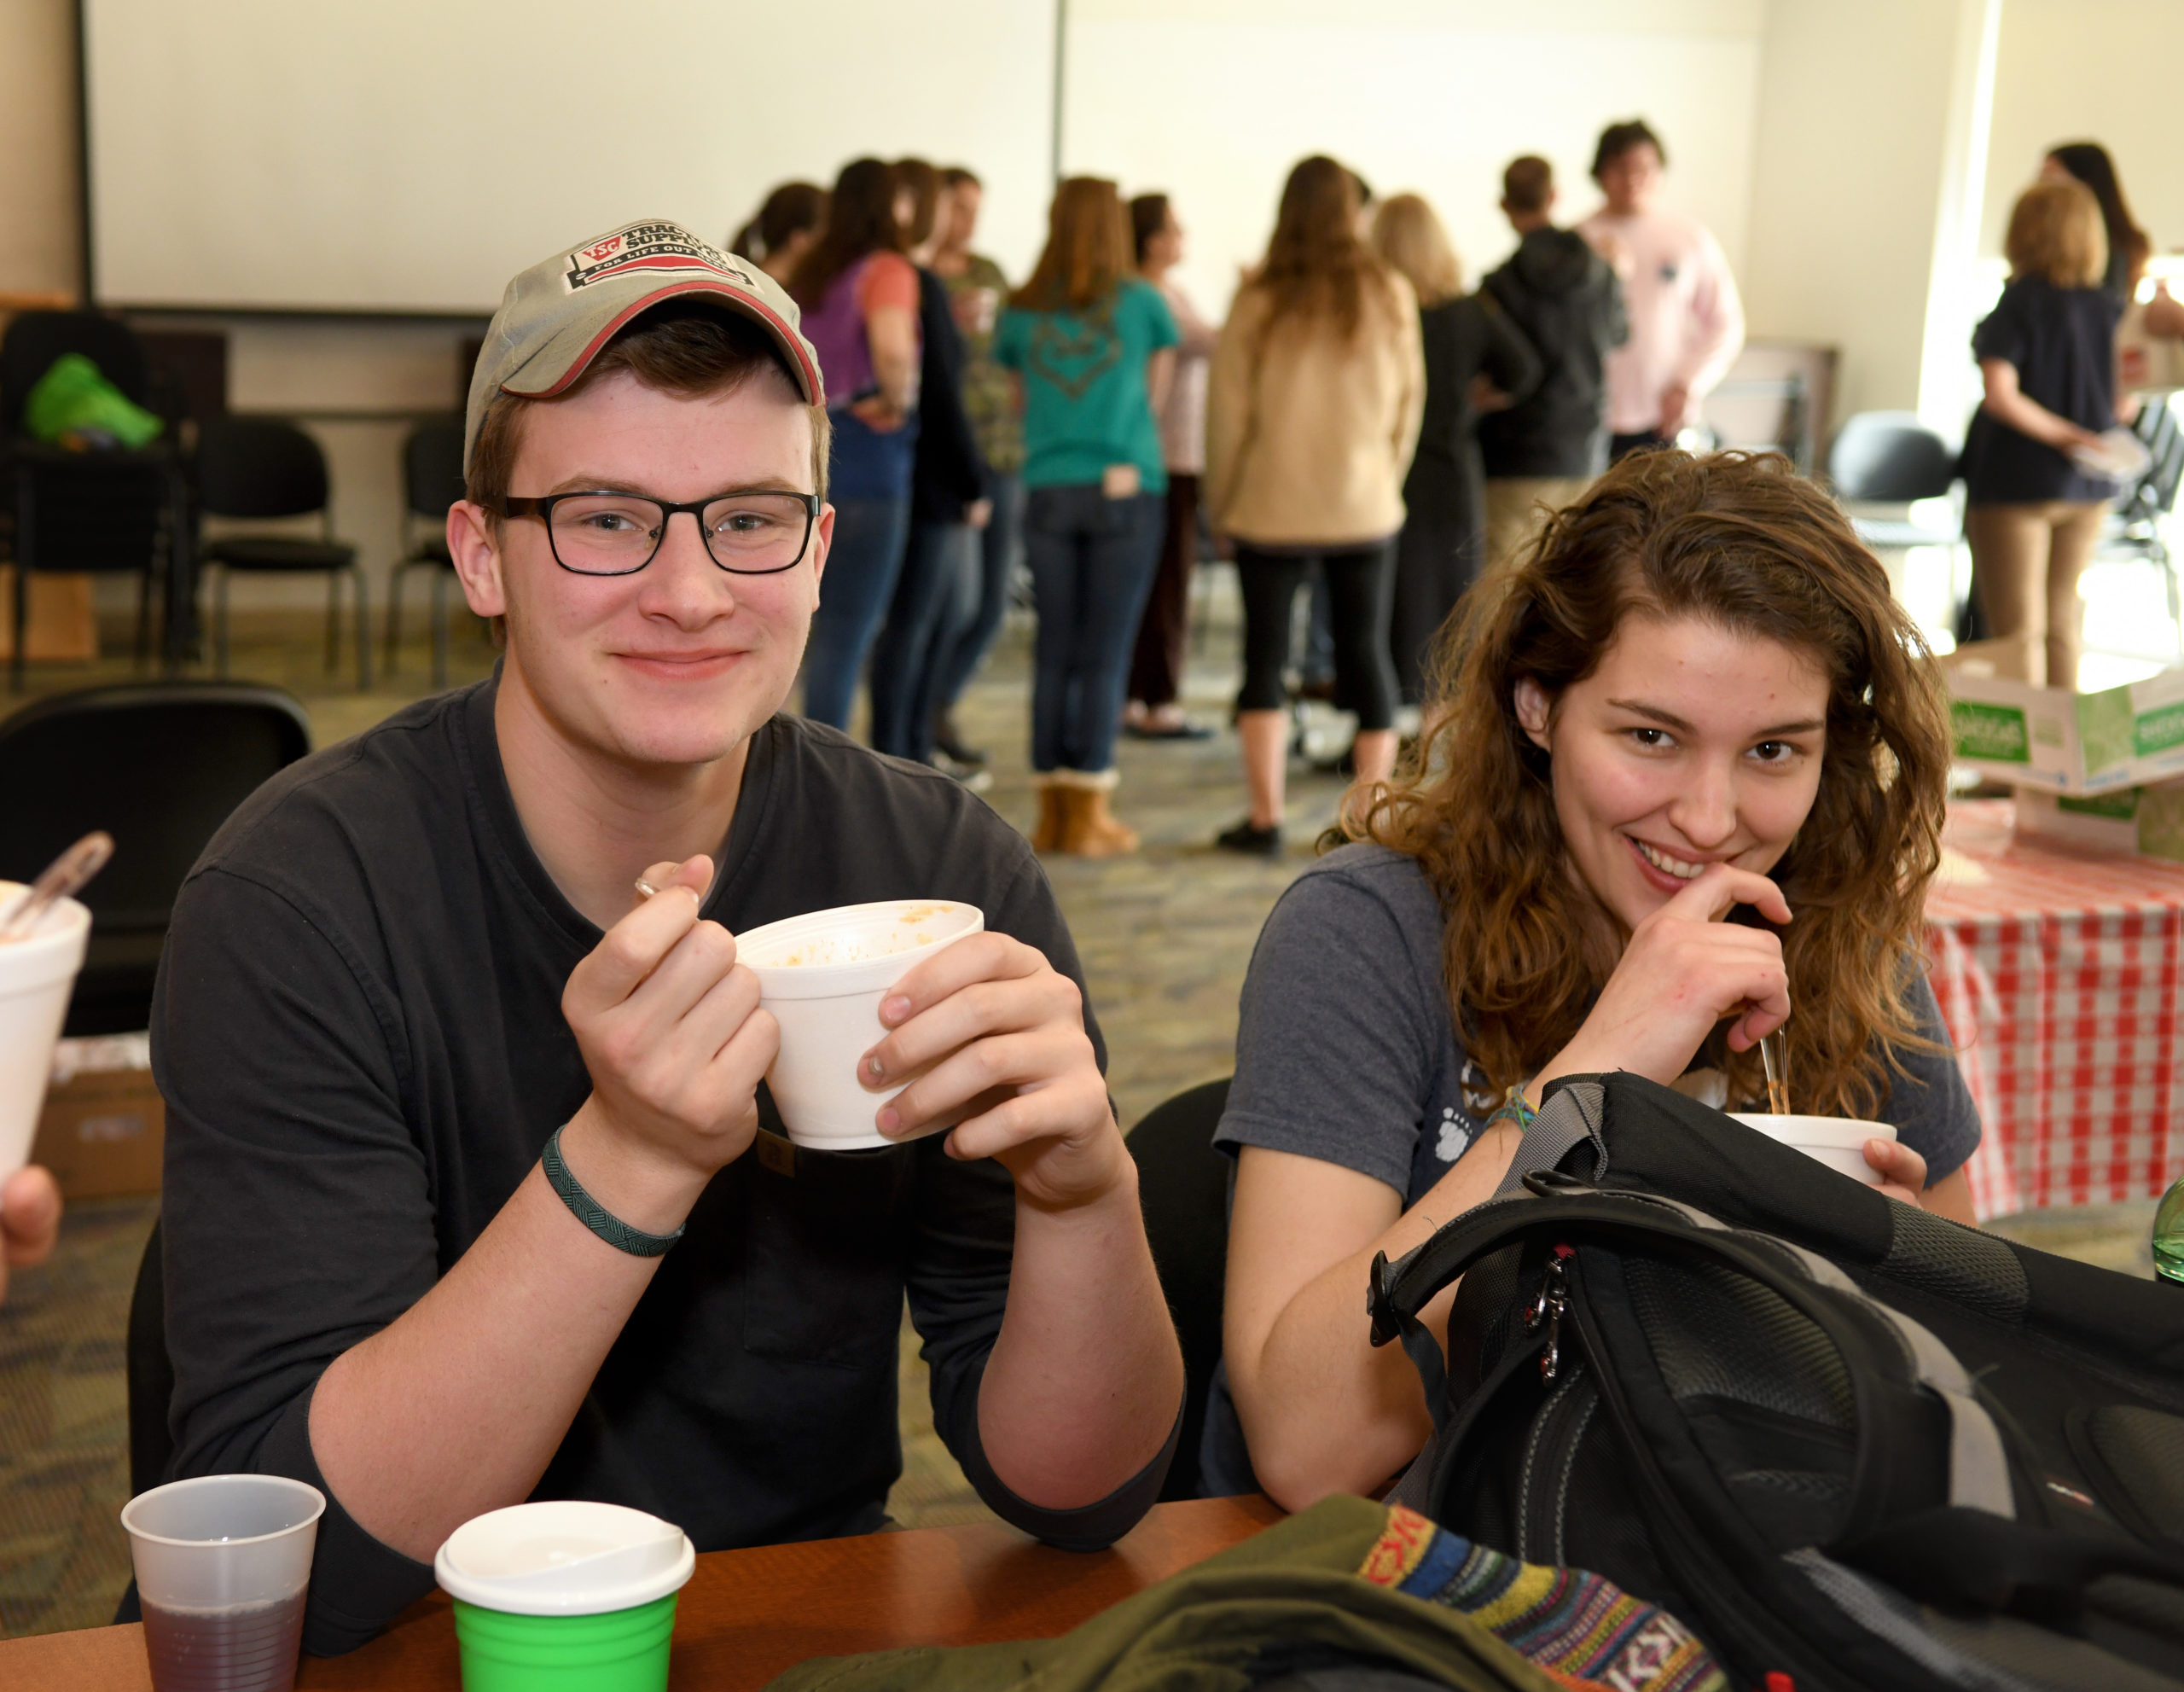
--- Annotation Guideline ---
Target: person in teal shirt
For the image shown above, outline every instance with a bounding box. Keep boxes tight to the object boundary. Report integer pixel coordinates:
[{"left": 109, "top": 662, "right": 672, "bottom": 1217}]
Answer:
[{"left": 996, "top": 178, "right": 1178, "bottom": 856}]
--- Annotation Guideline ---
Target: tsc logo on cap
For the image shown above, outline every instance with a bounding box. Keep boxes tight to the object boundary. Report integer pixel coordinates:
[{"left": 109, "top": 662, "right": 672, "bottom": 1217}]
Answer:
[{"left": 563, "top": 224, "right": 754, "bottom": 294}]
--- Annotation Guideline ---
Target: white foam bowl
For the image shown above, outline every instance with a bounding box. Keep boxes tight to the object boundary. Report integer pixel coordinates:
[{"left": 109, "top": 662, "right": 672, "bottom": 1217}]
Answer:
[
  {"left": 737, "top": 899, "right": 985, "bottom": 1151},
  {"left": 0, "top": 885, "right": 91, "bottom": 1180},
  {"left": 435, "top": 1500, "right": 694, "bottom": 1617},
  {"left": 1729, "top": 1113, "right": 1896, "bottom": 1186}
]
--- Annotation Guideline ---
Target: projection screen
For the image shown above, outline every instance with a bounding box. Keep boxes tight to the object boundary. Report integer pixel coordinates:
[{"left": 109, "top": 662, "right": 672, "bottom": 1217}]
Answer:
[{"left": 82, "top": 0, "right": 1060, "bottom": 313}]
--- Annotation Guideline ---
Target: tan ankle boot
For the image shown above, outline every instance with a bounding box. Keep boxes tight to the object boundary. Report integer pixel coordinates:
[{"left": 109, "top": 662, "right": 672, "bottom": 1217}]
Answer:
[
  {"left": 1029, "top": 776, "right": 1066, "bottom": 852},
  {"left": 1056, "top": 770, "right": 1140, "bottom": 857}
]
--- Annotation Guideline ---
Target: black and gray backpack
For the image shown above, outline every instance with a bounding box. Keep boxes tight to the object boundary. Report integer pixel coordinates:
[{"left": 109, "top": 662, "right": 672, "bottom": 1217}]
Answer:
[{"left": 1368, "top": 1072, "right": 2184, "bottom": 1692}]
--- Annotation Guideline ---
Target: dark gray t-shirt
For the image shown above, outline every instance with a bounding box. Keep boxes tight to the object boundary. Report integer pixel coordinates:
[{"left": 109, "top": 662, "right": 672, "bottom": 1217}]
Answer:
[
  {"left": 1201, "top": 842, "right": 1981, "bottom": 1493},
  {"left": 1216, "top": 843, "right": 1979, "bottom": 1196},
  {"left": 154, "top": 679, "right": 1171, "bottom": 1656}
]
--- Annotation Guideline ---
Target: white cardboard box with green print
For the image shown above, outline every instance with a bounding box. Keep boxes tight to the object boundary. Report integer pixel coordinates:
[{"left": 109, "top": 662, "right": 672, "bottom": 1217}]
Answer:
[{"left": 1950, "top": 670, "right": 2184, "bottom": 858}]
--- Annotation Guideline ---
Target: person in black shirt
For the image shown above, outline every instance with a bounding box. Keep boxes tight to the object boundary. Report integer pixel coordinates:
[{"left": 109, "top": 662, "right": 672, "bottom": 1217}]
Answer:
[
  {"left": 1367, "top": 192, "right": 1540, "bottom": 705},
  {"left": 1478, "top": 156, "right": 1627, "bottom": 574},
  {"left": 1960, "top": 180, "right": 2124, "bottom": 689},
  {"left": 868, "top": 160, "right": 990, "bottom": 771},
  {"left": 152, "top": 220, "right": 1183, "bottom": 1656}
]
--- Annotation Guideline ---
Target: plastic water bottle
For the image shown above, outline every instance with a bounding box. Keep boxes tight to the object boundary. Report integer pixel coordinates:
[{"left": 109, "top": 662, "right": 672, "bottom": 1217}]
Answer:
[{"left": 2157, "top": 1177, "right": 2184, "bottom": 1285}]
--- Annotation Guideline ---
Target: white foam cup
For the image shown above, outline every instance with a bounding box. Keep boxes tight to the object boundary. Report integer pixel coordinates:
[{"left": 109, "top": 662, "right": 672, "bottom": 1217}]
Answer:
[
  {"left": 122, "top": 1474, "right": 324, "bottom": 1635},
  {"left": 0, "top": 885, "right": 91, "bottom": 1180},
  {"left": 736, "top": 900, "right": 985, "bottom": 1151},
  {"left": 1729, "top": 1113, "right": 1896, "bottom": 1186}
]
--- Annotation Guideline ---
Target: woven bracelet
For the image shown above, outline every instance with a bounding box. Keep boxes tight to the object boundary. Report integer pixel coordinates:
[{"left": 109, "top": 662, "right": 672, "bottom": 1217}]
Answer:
[
  {"left": 1483, "top": 1094, "right": 1537, "bottom": 1136},
  {"left": 540, "top": 1125, "right": 686, "bottom": 1258}
]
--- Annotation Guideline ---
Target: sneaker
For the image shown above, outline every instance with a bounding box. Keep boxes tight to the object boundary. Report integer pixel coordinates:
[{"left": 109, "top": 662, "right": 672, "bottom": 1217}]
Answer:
[
  {"left": 1215, "top": 818, "right": 1283, "bottom": 857},
  {"left": 931, "top": 750, "right": 993, "bottom": 793},
  {"left": 932, "top": 713, "right": 988, "bottom": 768},
  {"left": 1124, "top": 718, "right": 1215, "bottom": 741}
]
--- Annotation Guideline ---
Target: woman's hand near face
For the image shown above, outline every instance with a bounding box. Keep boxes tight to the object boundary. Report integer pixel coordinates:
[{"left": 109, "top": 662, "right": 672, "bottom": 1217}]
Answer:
[{"left": 1531, "top": 863, "right": 1792, "bottom": 1102}]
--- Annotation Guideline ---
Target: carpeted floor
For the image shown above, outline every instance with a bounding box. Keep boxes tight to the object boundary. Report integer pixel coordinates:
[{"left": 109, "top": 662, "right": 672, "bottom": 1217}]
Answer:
[{"left": 0, "top": 580, "right": 2165, "bottom": 1639}]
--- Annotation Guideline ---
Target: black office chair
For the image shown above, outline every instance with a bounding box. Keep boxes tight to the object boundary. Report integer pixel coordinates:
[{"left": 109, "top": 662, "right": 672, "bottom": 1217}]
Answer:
[
  {"left": 384, "top": 416, "right": 470, "bottom": 688},
  {"left": 1827, "top": 411, "right": 1961, "bottom": 542},
  {"left": 195, "top": 416, "right": 369, "bottom": 688},
  {"left": 2, "top": 311, "right": 184, "bottom": 690},
  {"left": 2098, "top": 396, "right": 2184, "bottom": 654},
  {"left": 1125, "top": 1077, "right": 1234, "bottom": 1501},
  {"left": 0, "top": 682, "right": 311, "bottom": 1033},
  {"left": 1827, "top": 410, "right": 1973, "bottom": 637}
]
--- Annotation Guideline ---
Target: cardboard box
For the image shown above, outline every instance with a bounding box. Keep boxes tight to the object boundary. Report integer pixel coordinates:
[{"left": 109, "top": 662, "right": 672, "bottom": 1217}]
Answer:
[
  {"left": 28, "top": 1033, "right": 164, "bottom": 1199},
  {"left": 1949, "top": 666, "right": 2184, "bottom": 794},
  {"left": 2014, "top": 782, "right": 2184, "bottom": 861},
  {"left": 0, "top": 567, "right": 99, "bottom": 663}
]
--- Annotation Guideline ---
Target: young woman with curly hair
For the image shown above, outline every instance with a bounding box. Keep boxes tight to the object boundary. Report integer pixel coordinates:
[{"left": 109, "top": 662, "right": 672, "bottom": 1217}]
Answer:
[{"left": 1206, "top": 449, "right": 1979, "bottom": 1507}]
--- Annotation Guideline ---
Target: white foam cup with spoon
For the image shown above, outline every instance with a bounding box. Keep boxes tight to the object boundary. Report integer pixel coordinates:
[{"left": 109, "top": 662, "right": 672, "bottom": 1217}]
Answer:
[
  {"left": 1731, "top": 1023, "right": 1896, "bottom": 1186},
  {"left": 733, "top": 899, "right": 985, "bottom": 1151},
  {"left": 0, "top": 887, "right": 94, "bottom": 1181},
  {"left": 0, "top": 831, "right": 115, "bottom": 1177}
]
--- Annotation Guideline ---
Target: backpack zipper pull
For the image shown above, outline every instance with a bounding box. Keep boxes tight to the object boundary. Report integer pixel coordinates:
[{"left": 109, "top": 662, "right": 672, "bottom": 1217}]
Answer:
[{"left": 1525, "top": 1244, "right": 1574, "bottom": 1383}]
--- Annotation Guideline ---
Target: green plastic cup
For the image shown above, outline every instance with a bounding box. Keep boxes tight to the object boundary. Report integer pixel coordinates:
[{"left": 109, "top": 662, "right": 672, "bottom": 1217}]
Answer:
[
  {"left": 449, "top": 1593, "right": 677, "bottom": 1692},
  {"left": 435, "top": 1502, "right": 694, "bottom": 1692}
]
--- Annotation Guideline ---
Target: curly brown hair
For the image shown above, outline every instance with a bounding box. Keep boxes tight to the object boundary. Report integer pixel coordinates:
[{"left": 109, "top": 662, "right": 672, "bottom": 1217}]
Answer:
[{"left": 1349, "top": 451, "right": 1953, "bottom": 1118}]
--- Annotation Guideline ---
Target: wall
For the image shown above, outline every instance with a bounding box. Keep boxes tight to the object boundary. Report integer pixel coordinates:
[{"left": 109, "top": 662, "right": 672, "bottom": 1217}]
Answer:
[
  {"left": 1740, "top": 0, "right": 1998, "bottom": 434},
  {"left": 1981, "top": 0, "right": 2182, "bottom": 261},
  {"left": 0, "top": 0, "right": 80, "bottom": 299},
  {"left": 1064, "top": 0, "right": 1766, "bottom": 322}
]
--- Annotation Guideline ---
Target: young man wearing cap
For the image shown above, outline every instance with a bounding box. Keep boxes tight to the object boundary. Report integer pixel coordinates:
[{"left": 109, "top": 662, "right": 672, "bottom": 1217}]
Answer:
[{"left": 152, "top": 221, "right": 1185, "bottom": 1654}]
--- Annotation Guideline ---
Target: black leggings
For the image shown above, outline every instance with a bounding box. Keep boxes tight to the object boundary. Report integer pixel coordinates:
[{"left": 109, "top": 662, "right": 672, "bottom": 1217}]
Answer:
[{"left": 1234, "top": 542, "right": 1401, "bottom": 730}]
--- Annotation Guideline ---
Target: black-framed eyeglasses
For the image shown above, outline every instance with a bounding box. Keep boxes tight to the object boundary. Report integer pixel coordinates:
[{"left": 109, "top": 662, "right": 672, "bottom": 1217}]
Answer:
[{"left": 500, "top": 488, "right": 822, "bottom": 577}]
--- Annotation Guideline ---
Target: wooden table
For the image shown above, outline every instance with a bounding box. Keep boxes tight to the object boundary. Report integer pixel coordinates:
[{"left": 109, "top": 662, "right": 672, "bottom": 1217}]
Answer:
[{"left": 1, "top": 1495, "right": 1284, "bottom": 1691}]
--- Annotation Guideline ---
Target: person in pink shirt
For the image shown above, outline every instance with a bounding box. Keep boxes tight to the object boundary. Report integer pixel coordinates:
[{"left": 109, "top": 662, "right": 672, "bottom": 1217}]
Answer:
[{"left": 1577, "top": 120, "right": 1745, "bottom": 461}]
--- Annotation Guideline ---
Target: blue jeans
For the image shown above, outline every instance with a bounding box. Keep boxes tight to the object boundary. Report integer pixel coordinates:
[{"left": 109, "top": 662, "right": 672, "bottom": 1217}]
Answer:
[
  {"left": 935, "top": 471, "right": 1024, "bottom": 712},
  {"left": 867, "top": 518, "right": 972, "bottom": 761},
  {"left": 1024, "top": 484, "right": 1163, "bottom": 774},
  {"left": 801, "top": 495, "right": 910, "bottom": 730}
]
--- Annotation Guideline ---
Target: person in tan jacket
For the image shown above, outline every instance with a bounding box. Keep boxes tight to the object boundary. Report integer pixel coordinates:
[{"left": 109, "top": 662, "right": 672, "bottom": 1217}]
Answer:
[{"left": 1205, "top": 156, "right": 1425, "bottom": 855}]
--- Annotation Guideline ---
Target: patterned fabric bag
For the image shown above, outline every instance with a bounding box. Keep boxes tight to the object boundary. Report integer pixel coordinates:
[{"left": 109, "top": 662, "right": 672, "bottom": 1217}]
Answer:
[{"left": 767, "top": 1492, "right": 1722, "bottom": 1692}]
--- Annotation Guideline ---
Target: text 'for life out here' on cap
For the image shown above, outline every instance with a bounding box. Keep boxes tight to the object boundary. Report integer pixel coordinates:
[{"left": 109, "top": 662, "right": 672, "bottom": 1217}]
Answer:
[{"left": 464, "top": 218, "right": 826, "bottom": 468}]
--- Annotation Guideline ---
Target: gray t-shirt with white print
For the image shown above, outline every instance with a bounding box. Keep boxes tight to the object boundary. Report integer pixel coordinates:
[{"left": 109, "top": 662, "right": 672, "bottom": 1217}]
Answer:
[{"left": 1199, "top": 840, "right": 1981, "bottom": 1495}]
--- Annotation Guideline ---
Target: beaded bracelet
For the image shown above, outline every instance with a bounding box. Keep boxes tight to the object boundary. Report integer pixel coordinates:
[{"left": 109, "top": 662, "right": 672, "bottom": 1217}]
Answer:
[{"left": 540, "top": 1124, "right": 686, "bottom": 1258}]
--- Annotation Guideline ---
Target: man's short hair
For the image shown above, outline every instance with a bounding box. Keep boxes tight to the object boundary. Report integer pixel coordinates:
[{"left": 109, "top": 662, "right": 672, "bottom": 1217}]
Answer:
[
  {"left": 1502, "top": 155, "right": 1554, "bottom": 214},
  {"left": 468, "top": 301, "right": 831, "bottom": 520},
  {"left": 1592, "top": 119, "right": 1665, "bottom": 181}
]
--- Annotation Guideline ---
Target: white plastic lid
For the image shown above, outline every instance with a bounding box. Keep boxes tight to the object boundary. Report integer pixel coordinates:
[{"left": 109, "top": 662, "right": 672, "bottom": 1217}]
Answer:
[{"left": 433, "top": 1502, "right": 695, "bottom": 1616}]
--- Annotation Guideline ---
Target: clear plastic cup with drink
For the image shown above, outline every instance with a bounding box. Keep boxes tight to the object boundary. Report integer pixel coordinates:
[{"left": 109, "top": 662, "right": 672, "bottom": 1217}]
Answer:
[
  {"left": 122, "top": 1474, "right": 325, "bottom": 1692},
  {"left": 0, "top": 884, "right": 90, "bottom": 1181}
]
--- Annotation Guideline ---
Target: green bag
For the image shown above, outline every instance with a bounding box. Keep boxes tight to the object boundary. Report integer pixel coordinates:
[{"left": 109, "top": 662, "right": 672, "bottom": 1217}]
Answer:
[
  {"left": 765, "top": 1496, "right": 1725, "bottom": 1692},
  {"left": 22, "top": 352, "right": 165, "bottom": 450}
]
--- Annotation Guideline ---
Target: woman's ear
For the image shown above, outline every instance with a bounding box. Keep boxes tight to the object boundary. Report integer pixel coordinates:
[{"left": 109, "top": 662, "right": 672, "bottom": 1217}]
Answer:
[{"left": 1513, "top": 677, "right": 1554, "bottom": 752}]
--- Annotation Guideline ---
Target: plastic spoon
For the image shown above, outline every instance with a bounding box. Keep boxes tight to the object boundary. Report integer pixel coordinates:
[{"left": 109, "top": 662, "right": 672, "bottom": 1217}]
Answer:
[
  {"left": 0, "top": 831, "right": 113, "bottom": 943},
  {"left": 1759, "top": 1027, "right": 1790, "bottom": 1116}
]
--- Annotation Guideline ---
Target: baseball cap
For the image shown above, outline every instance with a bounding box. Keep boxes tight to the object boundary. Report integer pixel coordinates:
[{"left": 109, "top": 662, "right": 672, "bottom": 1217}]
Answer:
[{"left": 464, "top": 218, "right": 825, "bottom": 468}]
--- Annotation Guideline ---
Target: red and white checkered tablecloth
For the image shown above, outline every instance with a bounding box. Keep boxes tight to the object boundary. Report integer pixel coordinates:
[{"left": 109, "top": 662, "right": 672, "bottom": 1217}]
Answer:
[{"left": 1926, "top": 799, "right": 2184, "bottom": 1219}]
